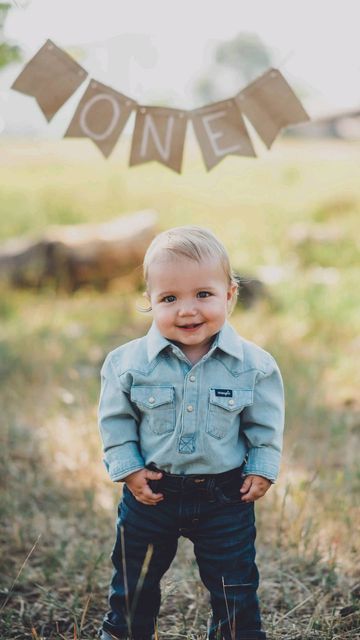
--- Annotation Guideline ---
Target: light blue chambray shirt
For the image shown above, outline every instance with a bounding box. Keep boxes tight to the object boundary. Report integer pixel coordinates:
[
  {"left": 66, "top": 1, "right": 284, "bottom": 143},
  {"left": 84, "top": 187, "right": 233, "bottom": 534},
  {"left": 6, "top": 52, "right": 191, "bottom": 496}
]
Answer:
[{"left": 98, "top": 320, "right": 285, "bottom": 483}]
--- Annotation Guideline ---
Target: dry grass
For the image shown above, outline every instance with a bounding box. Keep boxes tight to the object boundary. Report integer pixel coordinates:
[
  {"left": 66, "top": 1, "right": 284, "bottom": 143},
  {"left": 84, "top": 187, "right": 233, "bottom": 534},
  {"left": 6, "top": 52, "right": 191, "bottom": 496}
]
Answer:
[{"left": 0, "top": 138, "right": 359, "bottom": 639}]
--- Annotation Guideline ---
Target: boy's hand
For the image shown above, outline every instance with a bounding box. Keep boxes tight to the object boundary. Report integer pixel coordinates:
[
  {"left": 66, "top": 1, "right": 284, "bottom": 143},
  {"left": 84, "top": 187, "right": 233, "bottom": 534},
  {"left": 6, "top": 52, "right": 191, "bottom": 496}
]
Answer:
[
  {"left": 123, "top": 468, "right": 164, "bottom": 505},
  {"left": 240, "top": 474, "right": 272, "bottom": 502}
]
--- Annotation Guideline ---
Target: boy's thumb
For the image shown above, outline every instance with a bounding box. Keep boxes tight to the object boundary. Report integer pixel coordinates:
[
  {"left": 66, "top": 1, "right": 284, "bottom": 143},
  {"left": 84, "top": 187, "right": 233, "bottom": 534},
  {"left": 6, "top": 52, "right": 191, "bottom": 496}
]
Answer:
[
  {"left": 240, "top": 476, "right": 252, "bottom": 493},
  {"left": 145, "top": 470, "right": 163, "bottom": 480}
]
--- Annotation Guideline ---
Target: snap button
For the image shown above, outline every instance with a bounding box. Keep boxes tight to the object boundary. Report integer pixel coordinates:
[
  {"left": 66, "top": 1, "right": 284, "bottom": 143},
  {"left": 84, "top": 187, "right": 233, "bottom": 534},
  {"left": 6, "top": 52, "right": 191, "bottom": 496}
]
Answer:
[
  {"left": 228, "top": 399, "right": 234, "bottom": 406},
  {"left": 148, "top": 396, "right": 155, "bottom": 404},
  {"left": 187, "top": 404, "right": 194, "bottom": 412},
  {"left": 189, "top": 375, "right": 196, "bottom": 382}
]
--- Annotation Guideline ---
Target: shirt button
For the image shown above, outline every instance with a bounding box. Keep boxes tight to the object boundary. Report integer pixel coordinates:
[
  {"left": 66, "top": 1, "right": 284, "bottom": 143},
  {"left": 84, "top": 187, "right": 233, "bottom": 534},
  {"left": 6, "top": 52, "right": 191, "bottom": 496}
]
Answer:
[
  {"left": 228, "top": 399, "right": 234, "bottom": 406},
  {"left": 187, "top": 405, "right": 194, "bottom": 412},
  {"left": 148, "top": 396, "right": 155, "bottom": 404},
  {"left": 189, "top": 375, "right": 196, "bottom": 382}
]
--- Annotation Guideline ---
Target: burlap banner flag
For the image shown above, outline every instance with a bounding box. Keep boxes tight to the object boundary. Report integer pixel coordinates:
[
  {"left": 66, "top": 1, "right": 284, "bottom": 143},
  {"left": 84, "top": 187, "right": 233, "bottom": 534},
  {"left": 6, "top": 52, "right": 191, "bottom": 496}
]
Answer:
[
  {"left": 130, "top": 107, "right": 187, "bottom": 173},
  {"left": 64, "top": 80, "right": 136, "bottom": 157},
  {"left": 191, "top": 99, "right": 256, "bottom": 171},
  {"left": 236, "top": 68, "right": 310, "bottom": 149},
  {"left": 11, "top": 39, "right": 311, "bottom": 171},
  {"left": 12, "top": 39, "right": 87, "bottom": 122}
]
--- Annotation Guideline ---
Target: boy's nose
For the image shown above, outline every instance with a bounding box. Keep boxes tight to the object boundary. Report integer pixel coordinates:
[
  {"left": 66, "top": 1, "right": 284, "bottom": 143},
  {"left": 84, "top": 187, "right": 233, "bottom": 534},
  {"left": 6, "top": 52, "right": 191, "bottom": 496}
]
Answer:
[{"left": 178, "top": 305, "right": 197, "bottom": 317}]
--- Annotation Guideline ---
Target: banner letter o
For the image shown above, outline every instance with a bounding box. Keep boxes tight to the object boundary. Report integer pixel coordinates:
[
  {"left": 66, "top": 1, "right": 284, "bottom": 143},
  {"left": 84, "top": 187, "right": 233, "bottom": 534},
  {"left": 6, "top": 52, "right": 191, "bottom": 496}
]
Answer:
[{"left": 79, "top": 93, "right": 120, "bottom": 141}]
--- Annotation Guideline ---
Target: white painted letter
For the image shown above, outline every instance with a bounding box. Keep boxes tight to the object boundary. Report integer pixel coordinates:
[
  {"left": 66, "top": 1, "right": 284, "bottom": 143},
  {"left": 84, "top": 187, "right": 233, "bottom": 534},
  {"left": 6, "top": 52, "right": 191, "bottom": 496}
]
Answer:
[
  {"left": 202, "top": 110, "right": 241, "bottom": 157},
  {"left": 140, "top": 114, "right": 174, "bottom": 161},
  {"left": 79, "top": 93, "right": 120, "bottom": 141}
]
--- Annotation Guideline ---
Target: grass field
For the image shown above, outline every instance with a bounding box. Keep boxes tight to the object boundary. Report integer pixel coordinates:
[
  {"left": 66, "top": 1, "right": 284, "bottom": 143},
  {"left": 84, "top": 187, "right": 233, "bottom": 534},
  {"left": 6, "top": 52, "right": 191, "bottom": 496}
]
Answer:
[{"left": 0, "top": 137, "right": 359, "bottom": 639}]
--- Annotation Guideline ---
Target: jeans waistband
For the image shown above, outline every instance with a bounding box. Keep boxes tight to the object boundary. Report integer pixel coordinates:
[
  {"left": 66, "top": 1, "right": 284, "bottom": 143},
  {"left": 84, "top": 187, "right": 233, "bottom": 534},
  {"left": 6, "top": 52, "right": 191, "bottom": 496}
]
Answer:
[{"left": 146, "top": 461, "right": 246, "bottom": 494}]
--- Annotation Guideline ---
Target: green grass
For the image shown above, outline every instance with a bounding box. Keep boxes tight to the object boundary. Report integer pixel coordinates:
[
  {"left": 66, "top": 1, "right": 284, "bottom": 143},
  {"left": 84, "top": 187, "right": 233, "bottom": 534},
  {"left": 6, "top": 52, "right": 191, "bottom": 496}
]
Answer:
[{"left": 0, "top": 137, "right": 359, "bottom": 639}]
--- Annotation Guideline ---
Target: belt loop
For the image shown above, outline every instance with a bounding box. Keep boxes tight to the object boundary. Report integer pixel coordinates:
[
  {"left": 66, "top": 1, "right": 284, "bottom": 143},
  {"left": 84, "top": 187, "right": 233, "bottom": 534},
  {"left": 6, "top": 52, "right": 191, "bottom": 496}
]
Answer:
[
  {"left": 207, "top": 477, "right": 214, "bottom": 491},
  {"left": 206, "top": 477, "right": 215, "bottom": 498}
]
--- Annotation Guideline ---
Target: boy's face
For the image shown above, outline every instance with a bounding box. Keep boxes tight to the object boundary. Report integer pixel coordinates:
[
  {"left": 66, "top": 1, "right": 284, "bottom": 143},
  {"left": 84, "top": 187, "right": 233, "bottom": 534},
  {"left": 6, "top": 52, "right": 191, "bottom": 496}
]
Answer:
[{"left": 147, "top": 256, "right": 237, "bottom": 360}]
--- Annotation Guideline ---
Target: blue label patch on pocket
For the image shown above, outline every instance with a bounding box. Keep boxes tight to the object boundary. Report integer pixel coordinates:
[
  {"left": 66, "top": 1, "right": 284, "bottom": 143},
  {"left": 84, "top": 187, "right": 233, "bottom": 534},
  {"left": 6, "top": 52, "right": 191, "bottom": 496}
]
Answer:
[{"left": 214, "top": 389, "right": 233, "bottom": 397}]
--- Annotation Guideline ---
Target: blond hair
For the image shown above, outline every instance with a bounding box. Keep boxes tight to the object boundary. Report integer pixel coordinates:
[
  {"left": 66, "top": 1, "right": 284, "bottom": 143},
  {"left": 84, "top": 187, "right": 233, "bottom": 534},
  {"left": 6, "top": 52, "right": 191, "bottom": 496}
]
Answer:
[{"left": 142, "top": 225, "right": 238, "bottom": 312}]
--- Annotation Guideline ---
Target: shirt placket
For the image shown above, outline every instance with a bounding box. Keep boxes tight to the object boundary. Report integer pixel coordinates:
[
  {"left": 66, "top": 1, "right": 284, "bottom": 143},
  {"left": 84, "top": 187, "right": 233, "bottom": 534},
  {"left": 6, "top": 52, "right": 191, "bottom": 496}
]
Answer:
[{"left": 170, "top": 343, "right": 217, "bottom": 455}]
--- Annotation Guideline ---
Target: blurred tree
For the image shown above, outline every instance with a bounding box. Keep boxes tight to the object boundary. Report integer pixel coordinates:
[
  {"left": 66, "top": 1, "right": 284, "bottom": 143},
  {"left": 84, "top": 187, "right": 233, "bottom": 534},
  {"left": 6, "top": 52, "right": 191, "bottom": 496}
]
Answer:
[
  {"left": 215, "top": 33, "right": 272, "bottom": 83},
  {"left": 193, "top": 32, "right": 273, "bottom": 105},
  {"left": 0, "top": 2, "right": 22, "bottom": 69}
]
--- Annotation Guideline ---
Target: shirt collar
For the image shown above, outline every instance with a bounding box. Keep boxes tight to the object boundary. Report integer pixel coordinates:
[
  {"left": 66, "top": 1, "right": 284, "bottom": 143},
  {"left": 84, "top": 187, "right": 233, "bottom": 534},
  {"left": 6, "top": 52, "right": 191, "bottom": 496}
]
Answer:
[
  {"left": 216, "top": 320, "right": 244, "bottom": 361},
  {"left": 146, "top": 320, "right": 244, "bottom": 363},
  {"left": 146, "top": 322, "right": 173, "bottom": 362}
]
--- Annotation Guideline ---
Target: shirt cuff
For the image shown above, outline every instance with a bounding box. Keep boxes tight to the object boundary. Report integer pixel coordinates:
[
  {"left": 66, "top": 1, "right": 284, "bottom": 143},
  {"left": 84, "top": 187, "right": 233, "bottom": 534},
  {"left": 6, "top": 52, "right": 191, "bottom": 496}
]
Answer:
[
  {"left": 103, "top": 442, "right": 145, "bottom": 482},
  {"left": 242, "top": 446, "right": 281, "bottom": 483}
]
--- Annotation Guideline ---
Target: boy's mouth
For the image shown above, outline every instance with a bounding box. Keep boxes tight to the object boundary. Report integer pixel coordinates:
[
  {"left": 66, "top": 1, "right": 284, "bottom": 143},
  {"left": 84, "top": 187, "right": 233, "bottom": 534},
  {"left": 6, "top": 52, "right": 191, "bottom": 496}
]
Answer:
[{"left": 177, "top": 322, "right": 203, "bottom": 331}]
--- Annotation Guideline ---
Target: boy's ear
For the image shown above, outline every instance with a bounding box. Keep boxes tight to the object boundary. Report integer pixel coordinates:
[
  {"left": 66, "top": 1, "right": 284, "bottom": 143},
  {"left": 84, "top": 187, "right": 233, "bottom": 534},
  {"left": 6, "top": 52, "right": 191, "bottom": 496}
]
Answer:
[
  {"left": 227, "top": 282, "right": 238, "bottom": 300},
  {"left": 144, "top": 290, "right": 153, "bottom": 309},
  {"left": 136, "top": 290, "right": 152, "bottom": 313}
]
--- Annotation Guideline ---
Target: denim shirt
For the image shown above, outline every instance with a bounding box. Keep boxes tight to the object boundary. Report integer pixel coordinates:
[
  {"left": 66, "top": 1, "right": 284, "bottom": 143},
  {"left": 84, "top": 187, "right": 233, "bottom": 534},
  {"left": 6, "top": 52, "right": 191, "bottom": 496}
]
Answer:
[{"left": 98, "top": 320, "right": 285, "bottom": 483}]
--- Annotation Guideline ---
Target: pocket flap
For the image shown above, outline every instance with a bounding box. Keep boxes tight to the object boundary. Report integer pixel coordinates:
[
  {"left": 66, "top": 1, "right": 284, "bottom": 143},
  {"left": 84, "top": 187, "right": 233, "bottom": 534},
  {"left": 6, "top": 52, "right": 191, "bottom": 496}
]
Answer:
[
  {"left": 130, "top": 385, "right": 174, "bottom": 408},
  {"left": 209, "top": 388, "right": 253, "bottom": 411}
]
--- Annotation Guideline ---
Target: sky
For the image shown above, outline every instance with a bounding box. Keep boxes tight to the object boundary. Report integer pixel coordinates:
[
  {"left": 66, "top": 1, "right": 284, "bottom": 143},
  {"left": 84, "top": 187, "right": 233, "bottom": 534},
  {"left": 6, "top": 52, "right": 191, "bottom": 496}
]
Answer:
[{"left": 1, "top": 0, "right": 360, "bottom": 136}]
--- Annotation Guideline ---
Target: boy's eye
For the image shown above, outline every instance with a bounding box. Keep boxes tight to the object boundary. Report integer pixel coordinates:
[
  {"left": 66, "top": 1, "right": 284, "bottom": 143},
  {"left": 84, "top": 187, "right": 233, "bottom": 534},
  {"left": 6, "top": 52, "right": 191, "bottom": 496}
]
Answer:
[
  {"left": 197, "top": 291, "right": 211, "bottom": 298},
  {"left": 162, "top": 295, "right": 176, "bottom": 303}
]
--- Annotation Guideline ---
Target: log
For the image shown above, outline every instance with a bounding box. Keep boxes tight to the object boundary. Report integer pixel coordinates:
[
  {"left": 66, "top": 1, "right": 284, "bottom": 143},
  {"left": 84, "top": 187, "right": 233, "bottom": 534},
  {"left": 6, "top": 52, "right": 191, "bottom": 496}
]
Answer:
[{"left": 0, "top": 210, "right": 158, "bottom": 291}]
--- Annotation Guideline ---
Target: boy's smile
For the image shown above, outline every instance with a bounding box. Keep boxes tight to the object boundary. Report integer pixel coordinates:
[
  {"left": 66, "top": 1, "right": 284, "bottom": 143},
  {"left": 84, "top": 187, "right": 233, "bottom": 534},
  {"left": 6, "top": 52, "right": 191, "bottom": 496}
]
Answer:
[{"left": 147, "top": 256, "right": 237, "bottom": 362}]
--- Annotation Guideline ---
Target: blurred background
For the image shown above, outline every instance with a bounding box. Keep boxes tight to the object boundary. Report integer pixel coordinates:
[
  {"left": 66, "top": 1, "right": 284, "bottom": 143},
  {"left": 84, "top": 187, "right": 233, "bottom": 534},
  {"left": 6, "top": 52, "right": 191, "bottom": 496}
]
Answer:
[{"left": 0, "top": 1, "right": 359, "bottom": 639}]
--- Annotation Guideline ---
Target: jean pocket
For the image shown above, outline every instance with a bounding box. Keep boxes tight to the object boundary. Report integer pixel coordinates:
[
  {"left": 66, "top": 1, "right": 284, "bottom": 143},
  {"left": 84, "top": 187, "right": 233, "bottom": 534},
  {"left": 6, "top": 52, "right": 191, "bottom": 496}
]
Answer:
[
  {"left": 215, "top": 474, "right": 246, "bottom": 503},
  {"left": 206, "top": 388, "right": 253, "bottom": 439},
  {"left": 130, "top": 385, "right": 176, "bottom": 435},
  {"left": 147, "top": 478, "right": 160, "bottom": 493}
]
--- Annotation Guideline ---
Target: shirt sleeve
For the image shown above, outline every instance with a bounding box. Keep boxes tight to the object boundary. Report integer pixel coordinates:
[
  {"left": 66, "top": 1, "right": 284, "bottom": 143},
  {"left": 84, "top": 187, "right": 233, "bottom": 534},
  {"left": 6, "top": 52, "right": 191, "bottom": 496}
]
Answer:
[
  {"left": 241, "top": 354, "right": 285, "bottom": 482},
  {"left": 98, "top": 354, "right": 145, "bottom": 482}
]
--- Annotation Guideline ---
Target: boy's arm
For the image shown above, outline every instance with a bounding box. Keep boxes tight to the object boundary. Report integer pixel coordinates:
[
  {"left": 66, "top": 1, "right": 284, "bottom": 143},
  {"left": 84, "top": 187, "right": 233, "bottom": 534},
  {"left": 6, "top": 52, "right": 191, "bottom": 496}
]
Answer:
[
  {"left": 241, "top": 354, "right": 285, "bottom": 483},
  {"left": 98, "top": 354, "right": 145, "bottom": 482}
]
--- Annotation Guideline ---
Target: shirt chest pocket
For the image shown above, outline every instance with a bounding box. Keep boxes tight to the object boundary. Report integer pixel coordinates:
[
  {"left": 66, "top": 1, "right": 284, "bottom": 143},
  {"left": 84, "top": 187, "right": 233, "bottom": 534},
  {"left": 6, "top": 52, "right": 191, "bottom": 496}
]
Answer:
[
  {"left": 206, "top": 388, "right": 253, "bottom": 440},
  {"left": 130, "top": 385, "right": 176, "bottom": 435}
]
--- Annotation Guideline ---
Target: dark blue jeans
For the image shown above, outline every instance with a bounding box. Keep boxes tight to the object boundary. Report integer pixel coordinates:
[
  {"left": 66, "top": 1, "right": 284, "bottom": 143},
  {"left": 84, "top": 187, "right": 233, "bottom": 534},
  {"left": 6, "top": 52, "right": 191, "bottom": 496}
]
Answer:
[{"left": 102, "top": 479, "right": 266, "bottom": 640}]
